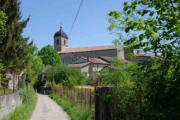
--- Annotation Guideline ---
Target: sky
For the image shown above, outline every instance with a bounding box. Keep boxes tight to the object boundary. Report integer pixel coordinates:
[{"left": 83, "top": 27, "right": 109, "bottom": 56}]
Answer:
[{"left": 20, "top": 0, "right": 127, "bottom": 49}]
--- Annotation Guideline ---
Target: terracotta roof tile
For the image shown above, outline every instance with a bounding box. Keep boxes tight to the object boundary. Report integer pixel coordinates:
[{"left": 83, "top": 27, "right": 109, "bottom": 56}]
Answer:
[
  {"left": 59, "top": 45, "right": 118, "bottom": 54},
  {"left": 81, "top": 57, "right": 110, "bottom": 65}
]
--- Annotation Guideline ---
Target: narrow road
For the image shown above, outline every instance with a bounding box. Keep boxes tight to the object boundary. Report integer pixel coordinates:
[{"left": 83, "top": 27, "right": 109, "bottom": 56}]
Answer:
[{"left": 30, "top": 94, "right": 70, "bottom": 120}]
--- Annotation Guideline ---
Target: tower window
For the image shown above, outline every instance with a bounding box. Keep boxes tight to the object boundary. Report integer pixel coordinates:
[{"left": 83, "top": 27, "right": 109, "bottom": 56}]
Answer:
[
  {"left": 64, "top": 40, "right": 66, "bottom": 45},
  {"left": 57, "top": 39, "right": 59, "bottom": 44}
]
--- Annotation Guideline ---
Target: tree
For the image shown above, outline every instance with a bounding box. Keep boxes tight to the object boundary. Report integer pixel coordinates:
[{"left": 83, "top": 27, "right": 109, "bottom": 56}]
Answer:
[
  {"left": 108, "top": 0, "right": 180, "bottom": 119},
  {"left": 108, "top": 0, "right": 180, "bottom": 57},
  {"left": 0, "top": 11, "right": 7, "bottom": 43},
  {"left": 0, "top": 0, "right": 30, "bottom": 69},
  {"left": 24, "top": 43, "right": 44, "bottom": 85},
  {"left": 0, "top": 11, "right": 7, "bottom": 90},
  {"left": 0, "top": 0, "right": 30, "bottom": 91},
  {"left": 38, "top": 45, "right": 62, "bottom": 66},
  {"left": 44, "top": 65, "right": 86, "bottom": 88}
]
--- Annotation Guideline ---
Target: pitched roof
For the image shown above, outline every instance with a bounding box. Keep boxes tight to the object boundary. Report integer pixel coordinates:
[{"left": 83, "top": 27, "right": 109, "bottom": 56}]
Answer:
[
  {"left": 99, "top": 56, "right": 129, "bottom": 64},
  {"left": 59, "top": 45, "right": 119, "bottom": 54},
  {"left": 81, "top": 57, "right": 110, "bottom": 65}
]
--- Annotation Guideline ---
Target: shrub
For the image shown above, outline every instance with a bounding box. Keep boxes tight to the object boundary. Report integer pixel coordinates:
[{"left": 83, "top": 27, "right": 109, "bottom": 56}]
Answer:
[
  {"left": 3, "top": 86, "right": 37, "bottom": 120},
  {"left": 45, "top": 65, "right": 87, "bottom": 87},
  {"left": 18, "top": 86, "right": 36, "bottom": 103}
]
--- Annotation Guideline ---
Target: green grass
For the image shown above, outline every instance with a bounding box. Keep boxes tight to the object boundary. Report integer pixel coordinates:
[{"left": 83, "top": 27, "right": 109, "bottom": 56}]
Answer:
[
  {"left": 49, "top": 93, "right": 92, "bottom": 120},
  {"left": 0, "top": 88, "right": 13, "bottom": 96},
  {"left": 3, "top": 86, "right": 37, "bottom": 120}
]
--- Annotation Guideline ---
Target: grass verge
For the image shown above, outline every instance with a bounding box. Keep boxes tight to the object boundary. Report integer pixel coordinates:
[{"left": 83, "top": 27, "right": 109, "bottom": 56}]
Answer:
[
  {"left": 3, "top": 86, "right": 37, "bottom": 120},
  {"left": 49, "top": 93, "right": 92, "bottom": 120}
]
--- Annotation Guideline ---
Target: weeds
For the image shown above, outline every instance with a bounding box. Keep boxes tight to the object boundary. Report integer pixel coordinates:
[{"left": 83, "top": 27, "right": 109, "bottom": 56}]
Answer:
[{"left": 3, "top": 86, "right": 37, "bottom": 120}]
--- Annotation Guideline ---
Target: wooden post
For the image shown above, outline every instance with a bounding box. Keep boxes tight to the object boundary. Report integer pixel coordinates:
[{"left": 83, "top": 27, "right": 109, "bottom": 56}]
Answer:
[
  {"left": 89, "top": 89, "right": 92, "bottom": 114},
  {"left": 95, "top": 86, "right": 113, "bottom": 120}
]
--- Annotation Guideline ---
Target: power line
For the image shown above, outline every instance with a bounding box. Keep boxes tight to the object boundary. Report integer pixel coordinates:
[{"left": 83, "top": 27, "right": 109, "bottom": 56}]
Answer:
[{"left": 68, "top": 0, "right": 84, "bottom": 37}]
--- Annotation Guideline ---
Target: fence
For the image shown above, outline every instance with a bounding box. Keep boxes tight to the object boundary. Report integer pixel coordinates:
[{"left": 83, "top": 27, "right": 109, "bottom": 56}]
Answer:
[
  {"left": 53, "top": 86, "right": 95, "bottom": 115},
  {"left": 95, "top": 86, "right": 113, "bottom": 120},
  {"left": 53, "top": 86, "right": 140, "bottom": 120},
  {"left": 95, "top": 86, "right": 142, "bottom": 120}
]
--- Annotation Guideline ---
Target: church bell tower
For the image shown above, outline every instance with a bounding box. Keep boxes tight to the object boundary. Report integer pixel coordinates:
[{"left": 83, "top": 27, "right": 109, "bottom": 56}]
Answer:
[{"left": 54, "top": 26, "right": 68, "bottom": 52}]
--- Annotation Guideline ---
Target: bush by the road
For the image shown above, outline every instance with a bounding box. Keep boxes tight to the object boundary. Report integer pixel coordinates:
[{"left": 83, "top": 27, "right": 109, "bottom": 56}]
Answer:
[
  {"left": 44, "top": 65, "right": 87, "bottom": 88},
  {"left": 3, "top": 86, "right": 37, "bottom": 120}
]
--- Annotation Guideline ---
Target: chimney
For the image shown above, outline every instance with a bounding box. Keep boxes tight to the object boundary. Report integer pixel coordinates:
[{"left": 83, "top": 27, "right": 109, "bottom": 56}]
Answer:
[{"left": 87, "top": 56, "right": 90, "bottom": 62}]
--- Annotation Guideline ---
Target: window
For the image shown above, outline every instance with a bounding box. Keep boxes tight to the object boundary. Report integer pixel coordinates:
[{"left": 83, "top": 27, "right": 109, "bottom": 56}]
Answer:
[
  {"left": 64, "top": 40, "right": 66, "bottom": 45},
  {"left": 57, "top": 39, "right": 59, "bottom": 44}
]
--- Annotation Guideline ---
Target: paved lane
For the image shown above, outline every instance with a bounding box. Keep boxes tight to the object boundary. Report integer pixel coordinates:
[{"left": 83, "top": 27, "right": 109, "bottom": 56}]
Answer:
[{"left": 30, "top": 94, "right": 70, "bottom": 120}]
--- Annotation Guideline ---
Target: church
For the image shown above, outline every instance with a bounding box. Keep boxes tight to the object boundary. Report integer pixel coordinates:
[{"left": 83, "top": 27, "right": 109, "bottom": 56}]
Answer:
[
  {"left": 53, "top": 26, "right": 149, "bottom": 76},
  {"left": 54, "top": 27, "right": 129, "bottom": 63},
  {"left": 53, "top": 26, "right": 131, "bottom": 76}
]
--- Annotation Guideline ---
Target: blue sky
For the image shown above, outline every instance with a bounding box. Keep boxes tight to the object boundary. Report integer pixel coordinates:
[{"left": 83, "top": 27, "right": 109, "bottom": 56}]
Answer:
[{"left": 21, "top": 0, "right": 127, "bottom": 49}]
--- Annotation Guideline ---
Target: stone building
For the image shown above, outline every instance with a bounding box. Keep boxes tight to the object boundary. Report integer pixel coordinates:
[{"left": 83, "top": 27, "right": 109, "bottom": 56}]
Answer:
[
  {"left": 54, "top": 27, "right": 126, "bottom": 65},
  {"left": 53, "top": 26, "right": 153, "bottom": 76},
  {"left": 68, "top": 57, "right": 110, "bottom": 76}
]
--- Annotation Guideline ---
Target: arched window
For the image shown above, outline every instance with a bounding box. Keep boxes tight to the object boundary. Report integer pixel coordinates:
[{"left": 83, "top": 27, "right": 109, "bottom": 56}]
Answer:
[{"left": 64, "top": 40, "right": 66, "bottom": 45}]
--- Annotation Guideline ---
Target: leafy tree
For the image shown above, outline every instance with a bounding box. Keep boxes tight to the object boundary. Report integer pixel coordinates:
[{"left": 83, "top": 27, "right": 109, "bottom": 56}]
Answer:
[
  {"left": 0, "top": 11, "right": 7, "bottom": 91},
  {"left": 24, "top": 43, "right": 44, "bottom": 85},
  {"left": 99, "top": 62, "right": 140, "bottom": 119},
  {"left": 108, "top": 0, "right": 179, "bottom": 57},
  {"left": 0, "top": 11, "right": 7, "bottom": 43},
  {"left": 44, "top": 65, "right": 86, "bottom": 88},
  {"left": 38, "top": 45, "right": 62, "bottom": 66},
  {"left": 108, "top": 0, "right": 180, "bottom": 119},
  {"left": 0, "top": 0, "right": 30, "bottom": 92},
  {"left": 0, "top": 0, "right": 30, "bottom": 69}
]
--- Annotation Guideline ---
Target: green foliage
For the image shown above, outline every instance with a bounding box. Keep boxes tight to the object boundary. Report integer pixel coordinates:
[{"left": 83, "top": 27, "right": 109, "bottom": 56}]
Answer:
[
  {"left": 24, "top": 43, "right": 44, "bottom": 85},
  {"left": 108, "top": 0, "right": 180, "bottom": 57},
  {"left": 18, "top": 86, "right": 36, "bottom": 103},
  {"left": 99, "top": 63, "right": 139, "bottom": 120},
  {"left": 0, "top": 0, "right": 30, "bottom": 73},
  {"left": 99, "top": 62, "right": 137, "bottom": 87},
  {"left": 100, "top": 58, "right": 180, "bottom": 120},
  {"left": 138, "top": 58, "right": 180, "bottom": 120},
  {"left": 113, "top": 56, "right": 125, "bottom": 68},
  {"left": 3, "top": 87, "right": 37, "bottom": 120},
  {"left": 44, "top": 65, "right": 87, "bottom": 87},
  {"left": 0, "top": 11, "right": 7, "bottom": 43},
  {"left": 63, "top": 76, "right": 78, "bottom": 88},
  {"left": 0, "top": 62, "right": 3, "bottom": 80},
  {"left": 38, "top": 45, "right": 62, "bottom": 65},
  {"left": 0, "top": 62, "right": 9, "bottom": 93},
  {"left": 49, "top": 93, "right": 92, "bottom": 120},
  {"left": 0, "top": 88, "right": 12, "bottom": 96},
  {"left": 107, "top": 1, "right": 180, "bottom": 119}
]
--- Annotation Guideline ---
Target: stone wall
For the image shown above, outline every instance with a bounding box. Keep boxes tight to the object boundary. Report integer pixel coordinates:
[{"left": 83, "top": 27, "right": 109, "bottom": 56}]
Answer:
[
  {"left": 61, "top": 49, "right": 119, "bottom": 64},
  {"left": 0, "top": 93, "right": 22, "bottom": 120}
]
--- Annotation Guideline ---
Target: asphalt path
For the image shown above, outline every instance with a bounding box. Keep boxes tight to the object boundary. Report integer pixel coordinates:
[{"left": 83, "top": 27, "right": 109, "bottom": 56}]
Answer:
[{"left": 30, "top": 94, "right": 70, "bottom": 120}]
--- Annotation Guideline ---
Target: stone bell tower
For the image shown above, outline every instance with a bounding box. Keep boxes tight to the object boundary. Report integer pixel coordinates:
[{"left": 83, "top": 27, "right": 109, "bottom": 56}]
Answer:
[{"left": 54, "top": 26, "right": 68, "bottom": 52}]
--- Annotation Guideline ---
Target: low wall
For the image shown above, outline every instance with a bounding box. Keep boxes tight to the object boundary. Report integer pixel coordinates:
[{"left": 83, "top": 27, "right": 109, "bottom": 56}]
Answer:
[{"left": 0, "top": 93, "right": 22, "bottom": 120}]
